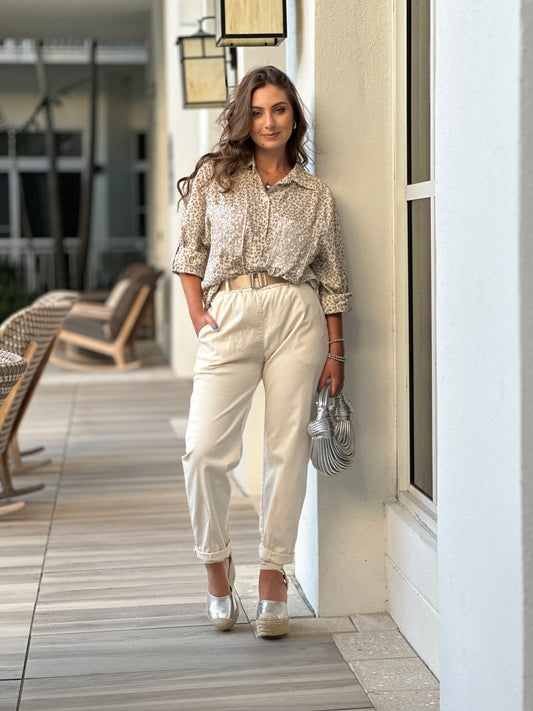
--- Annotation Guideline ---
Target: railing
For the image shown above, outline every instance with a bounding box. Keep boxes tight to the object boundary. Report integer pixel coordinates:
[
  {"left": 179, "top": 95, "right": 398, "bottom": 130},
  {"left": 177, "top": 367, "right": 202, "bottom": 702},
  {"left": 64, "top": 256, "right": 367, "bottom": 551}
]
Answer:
[
  {"left": 0, "top": 237, "right": 147, "bottom": 293},
  {"left": 0, "top": 39, "right": 147, "bottom": 65}
]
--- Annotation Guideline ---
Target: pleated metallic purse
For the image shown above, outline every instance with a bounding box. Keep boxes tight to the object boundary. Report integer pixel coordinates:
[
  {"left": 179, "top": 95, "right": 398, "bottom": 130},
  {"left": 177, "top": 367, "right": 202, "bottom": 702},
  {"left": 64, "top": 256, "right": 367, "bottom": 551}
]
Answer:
[{"left": 308, "top": 384, "right": 355, "bottom": 476}]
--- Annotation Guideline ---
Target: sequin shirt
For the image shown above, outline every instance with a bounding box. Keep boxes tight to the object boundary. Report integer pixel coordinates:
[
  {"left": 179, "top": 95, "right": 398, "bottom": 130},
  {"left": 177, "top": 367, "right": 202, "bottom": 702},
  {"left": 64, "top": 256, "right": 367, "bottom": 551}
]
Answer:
[{"left": 172, "top": 160, "right": 352, "bottom": 314}]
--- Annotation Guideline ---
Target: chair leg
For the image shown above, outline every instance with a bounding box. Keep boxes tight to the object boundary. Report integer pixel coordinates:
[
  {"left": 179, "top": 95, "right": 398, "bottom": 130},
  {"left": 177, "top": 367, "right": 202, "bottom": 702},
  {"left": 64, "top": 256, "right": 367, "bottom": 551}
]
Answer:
[
  {"left": 0, "top": 451, "right": 45, "bottom": 500},
  {"left": 19, "top": 446, "right": 45, "bottom": 457},
  {"left": 0, "top": 501, "right": 25, "bottom": 516},
  {"left": 8, "top": 437, "right": 51, "bottom": 475}
]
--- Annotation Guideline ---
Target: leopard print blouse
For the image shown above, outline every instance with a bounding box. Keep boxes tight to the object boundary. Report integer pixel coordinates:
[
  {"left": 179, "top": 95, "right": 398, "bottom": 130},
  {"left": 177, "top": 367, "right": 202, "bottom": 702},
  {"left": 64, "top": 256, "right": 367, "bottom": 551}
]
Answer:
[{"left": 172, "top": 160, "right": 351, "bottom": 314}]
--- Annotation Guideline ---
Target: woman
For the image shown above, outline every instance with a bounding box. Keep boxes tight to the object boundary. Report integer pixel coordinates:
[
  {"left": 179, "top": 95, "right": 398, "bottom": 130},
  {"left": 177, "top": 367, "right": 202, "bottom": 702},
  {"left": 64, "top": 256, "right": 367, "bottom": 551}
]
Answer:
[{"left": 173, "top": 66, "right": 351, "bottom": 638}]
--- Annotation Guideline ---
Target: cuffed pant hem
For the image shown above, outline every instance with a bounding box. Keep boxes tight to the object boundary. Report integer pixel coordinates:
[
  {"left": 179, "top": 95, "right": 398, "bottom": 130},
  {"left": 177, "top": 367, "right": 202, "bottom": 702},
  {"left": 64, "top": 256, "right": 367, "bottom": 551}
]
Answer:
[
  {"left": 261, "top": 561, "right": 285, "bottom": 572},
  {"left": 259, "top": 543, "right": 294, "bottom": 566},
  {"left": 194, "top": 543, "right": 231, "bottom": 564}
]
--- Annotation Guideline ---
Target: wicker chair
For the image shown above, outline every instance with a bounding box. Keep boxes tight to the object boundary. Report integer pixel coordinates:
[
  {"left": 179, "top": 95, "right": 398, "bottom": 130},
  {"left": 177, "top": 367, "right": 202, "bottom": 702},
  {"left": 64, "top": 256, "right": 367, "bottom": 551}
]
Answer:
[
  {"left": 0, "top": 350, "right": 28, "bottom": 516},
  {"left": 51, "top": 265, "right": 162, "bottom": 372},
  {"left": 0, "top": 300, "right": 73, "bottom": 499},
  {"left": 8, "top": 291, "right": 79, "bottom": 474}
]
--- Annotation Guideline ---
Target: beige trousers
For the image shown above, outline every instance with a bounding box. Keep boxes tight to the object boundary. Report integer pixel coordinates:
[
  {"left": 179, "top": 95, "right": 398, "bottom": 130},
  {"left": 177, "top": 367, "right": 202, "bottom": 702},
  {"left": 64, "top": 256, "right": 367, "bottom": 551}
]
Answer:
[{"left": 182, "top": 281, "right": 328, "bottom": 566}]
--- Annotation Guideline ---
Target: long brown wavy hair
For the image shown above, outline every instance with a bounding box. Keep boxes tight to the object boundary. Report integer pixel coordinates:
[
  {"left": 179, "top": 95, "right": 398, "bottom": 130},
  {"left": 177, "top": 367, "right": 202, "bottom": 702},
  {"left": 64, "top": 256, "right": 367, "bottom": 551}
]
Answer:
[{"left": 177, "top": 66, "right": 310, "bottom": 204}]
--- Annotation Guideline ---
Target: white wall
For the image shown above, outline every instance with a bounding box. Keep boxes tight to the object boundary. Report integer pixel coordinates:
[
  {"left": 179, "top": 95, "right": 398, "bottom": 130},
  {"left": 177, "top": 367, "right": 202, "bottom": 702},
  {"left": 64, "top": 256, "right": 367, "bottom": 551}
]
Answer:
[
  {"left": 166, "top": 0, "right": 223, "bottom": 377},
  {"left": 521, "top": 5, "right": 533, "bottom": 708},
  {"left": 293, "top": 0, "right": 395, "bottom": 616},
  {"left": 435, "top": 2, "right": 524, "bottom": 708}
]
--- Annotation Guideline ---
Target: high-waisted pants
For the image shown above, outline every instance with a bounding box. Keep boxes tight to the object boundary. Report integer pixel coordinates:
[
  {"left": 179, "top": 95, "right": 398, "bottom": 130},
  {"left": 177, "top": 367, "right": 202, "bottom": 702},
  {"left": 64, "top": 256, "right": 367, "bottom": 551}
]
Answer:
[{"left": 182, "top": 281, "right": 328, "bottom": 567}]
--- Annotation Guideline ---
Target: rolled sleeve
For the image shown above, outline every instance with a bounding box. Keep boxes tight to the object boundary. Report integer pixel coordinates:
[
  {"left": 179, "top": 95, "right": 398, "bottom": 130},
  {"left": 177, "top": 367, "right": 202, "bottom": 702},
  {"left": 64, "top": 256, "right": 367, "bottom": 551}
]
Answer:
[
  {"left": 172, "top": 163, "right": 212, "bottom": 277},
  {"left": 311, "top": 191, "right": 352, "bottom": 314}
]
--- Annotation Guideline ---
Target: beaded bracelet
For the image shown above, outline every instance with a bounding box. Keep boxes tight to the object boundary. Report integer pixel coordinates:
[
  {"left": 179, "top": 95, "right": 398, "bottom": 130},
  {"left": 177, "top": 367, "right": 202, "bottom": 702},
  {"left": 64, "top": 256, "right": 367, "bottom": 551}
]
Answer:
[
  {"left": 327, "top": 353, "right": 346, "bottom": 363},
  {"left": 328, "top": 338, "right": 344, "bottom": 344}
]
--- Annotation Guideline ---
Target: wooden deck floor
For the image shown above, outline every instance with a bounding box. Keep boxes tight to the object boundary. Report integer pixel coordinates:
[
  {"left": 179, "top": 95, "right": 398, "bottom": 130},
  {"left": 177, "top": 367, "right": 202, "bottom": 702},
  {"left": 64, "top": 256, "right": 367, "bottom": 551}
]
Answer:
[{"left": 1, "top": 376, "right": 374, "bottom": 711}]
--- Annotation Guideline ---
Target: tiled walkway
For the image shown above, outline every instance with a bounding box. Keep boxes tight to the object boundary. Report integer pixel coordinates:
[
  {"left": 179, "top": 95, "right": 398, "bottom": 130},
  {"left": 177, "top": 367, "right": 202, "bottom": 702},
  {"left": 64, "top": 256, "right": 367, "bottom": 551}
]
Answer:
[{"left": 0, "top": 367, "right": 439, "bottom": 711}]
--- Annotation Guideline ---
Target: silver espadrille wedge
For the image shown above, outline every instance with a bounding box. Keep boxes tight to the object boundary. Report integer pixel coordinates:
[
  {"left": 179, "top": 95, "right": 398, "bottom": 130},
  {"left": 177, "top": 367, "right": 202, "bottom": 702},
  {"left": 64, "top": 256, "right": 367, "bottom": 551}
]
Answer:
[{"left": 256, "top": 570, "right": 289, "bottom": 638}]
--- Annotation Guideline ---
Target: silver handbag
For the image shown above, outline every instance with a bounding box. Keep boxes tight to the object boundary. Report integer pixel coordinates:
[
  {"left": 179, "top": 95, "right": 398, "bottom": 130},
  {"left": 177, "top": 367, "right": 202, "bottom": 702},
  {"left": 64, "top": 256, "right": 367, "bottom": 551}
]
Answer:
[{"left": 308, "top": 384, "right": 355, "bottom": 476}]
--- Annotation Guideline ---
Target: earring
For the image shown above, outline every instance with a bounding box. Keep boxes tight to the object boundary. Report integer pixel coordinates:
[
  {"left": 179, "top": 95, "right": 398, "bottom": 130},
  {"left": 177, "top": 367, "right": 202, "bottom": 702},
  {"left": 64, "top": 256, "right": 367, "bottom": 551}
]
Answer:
[{"left": 293, "top": 122, "right": 297, "bottom": 130}]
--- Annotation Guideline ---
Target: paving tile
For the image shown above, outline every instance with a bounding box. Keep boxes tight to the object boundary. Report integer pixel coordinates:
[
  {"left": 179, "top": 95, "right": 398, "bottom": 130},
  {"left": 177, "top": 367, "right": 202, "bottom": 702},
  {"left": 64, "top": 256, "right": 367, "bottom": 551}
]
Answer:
[
  {"left": 0, "top": 680, "right": 21, "bottom": 711},
  {"left": 369, "top": 689, "right": 439, "bottom": 710},
  {"left": 20, "top": 669, "right": 373, "bottom": 711},
  {"left": 285, "top": 616, "right": 357, "bottom": 636},
  {"left": 0, "top": 636, "right": 28, "bottom": 679},
  {"left": 24, "top": 627, "right": 372, "bottom": 710},
  {"left": 251, "top": 616, "right": 356, "bottom": 638},
  {"left": 351, "top": 613, "right": 398, "bottom": 632},
  {"left": 333, "top": 631, "right": 416, "bottom": 661},
  {"left": 349, "top": 658, "right": 439, "bottom": 693}
]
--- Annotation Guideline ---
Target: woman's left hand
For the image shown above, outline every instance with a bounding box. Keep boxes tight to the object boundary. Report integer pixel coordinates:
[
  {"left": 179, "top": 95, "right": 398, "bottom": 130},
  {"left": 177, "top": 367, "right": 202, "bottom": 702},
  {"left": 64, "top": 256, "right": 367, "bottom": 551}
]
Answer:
[{"left": 318, "top": 358, "right": 344, "bottom": 396}]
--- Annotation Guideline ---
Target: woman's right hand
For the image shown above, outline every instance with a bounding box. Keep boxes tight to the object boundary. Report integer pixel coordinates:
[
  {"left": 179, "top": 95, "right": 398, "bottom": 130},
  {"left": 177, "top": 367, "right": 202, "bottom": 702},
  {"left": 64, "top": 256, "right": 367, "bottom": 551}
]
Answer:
[
  {"left": 191, "top": 307, "right": 218, "bottom": 337},
  {"left": 178, "top": 274, "right": 219, "bottom": 336}
]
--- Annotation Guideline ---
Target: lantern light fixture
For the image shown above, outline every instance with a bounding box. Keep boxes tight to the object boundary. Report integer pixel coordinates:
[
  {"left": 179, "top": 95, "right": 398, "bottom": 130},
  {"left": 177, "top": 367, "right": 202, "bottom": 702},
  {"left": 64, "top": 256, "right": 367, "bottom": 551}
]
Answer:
[
  {"left": 215, "top": 0, "right": 287, "bottom": 47},
  {"left": 176, "top": 16, "right": 230, "bottom": 109}
]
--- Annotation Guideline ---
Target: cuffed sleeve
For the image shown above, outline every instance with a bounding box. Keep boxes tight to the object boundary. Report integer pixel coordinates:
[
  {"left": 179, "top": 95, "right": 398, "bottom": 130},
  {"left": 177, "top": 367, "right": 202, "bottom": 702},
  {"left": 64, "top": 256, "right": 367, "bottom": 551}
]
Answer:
[
  {"left": 172, "top": 162, "right": 213, "bottom": 277},
  {"left": 311, "top": 191, "right": 352, "bottom": 314}
]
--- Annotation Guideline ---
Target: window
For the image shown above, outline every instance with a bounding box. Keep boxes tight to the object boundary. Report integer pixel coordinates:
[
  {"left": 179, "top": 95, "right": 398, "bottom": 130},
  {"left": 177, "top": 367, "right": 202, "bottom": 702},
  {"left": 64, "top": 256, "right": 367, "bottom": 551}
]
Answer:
[
  {"left": 0, "top": 173, "right": 9, "bottom": 237},
  {"left": 15, "top": 131, "right": 82, "bottom": 157},
  {"left": 133, "top": 132, "right": 147, "bottom": 237},
  {"left": 20, "top": 172, "right": 81, "bottom": 237},
  {"left": 407, "top": 0, "right": 434, "bottom": 500},
  {"left": 396, "top": 0, "right": 436, "bottom": 505}
]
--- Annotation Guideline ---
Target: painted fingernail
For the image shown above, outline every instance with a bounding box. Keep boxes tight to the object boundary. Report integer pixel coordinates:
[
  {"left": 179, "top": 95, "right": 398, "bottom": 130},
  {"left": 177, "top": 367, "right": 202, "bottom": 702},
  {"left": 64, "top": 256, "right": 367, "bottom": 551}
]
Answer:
[
  {"left": 213, "top": 324, "right": 218, "bottom": 330},
  {"left": 317, "top": 387, "right": 320, "bottom": 393}
]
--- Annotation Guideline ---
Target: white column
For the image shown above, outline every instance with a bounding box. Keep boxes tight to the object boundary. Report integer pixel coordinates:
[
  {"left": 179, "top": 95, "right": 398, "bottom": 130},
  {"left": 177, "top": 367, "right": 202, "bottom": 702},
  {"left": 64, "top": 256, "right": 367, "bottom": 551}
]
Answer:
[
  {"left": 164, "top": 0, "right": 221, "bottom": 377},
  {"left": 296, "top": 0, "right": 396, "bottom": 615},
  {"left": 521, "top": 6, "right": 533, "bottom": 708},
  {"left": 435, "top": 2, "right": 525, "bottom": 708}
]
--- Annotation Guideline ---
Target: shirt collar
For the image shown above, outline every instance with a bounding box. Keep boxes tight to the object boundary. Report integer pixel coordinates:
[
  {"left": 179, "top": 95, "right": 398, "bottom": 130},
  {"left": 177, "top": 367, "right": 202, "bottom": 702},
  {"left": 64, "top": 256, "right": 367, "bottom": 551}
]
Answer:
[{"left": 248, "top": 160, "right": 317, "bottom": 190}]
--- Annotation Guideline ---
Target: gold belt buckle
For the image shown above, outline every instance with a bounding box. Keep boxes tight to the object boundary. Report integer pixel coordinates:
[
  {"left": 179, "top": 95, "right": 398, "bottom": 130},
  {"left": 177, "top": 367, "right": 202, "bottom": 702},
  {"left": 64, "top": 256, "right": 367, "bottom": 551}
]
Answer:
[{"left": 250, "top": 272, "right": 268, "bottom": 289}]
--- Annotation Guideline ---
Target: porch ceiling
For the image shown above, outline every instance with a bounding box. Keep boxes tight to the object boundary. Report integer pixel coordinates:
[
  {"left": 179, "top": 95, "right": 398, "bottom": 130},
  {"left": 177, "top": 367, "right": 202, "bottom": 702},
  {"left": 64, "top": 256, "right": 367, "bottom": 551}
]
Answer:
[{"left": 0, "top": 0, "right": 152, "bottom": 39}]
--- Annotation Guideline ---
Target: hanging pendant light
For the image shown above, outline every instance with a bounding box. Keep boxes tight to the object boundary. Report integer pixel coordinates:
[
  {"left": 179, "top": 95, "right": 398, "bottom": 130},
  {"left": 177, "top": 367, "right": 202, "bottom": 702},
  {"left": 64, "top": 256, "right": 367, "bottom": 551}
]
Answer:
[
  {"left": 177, "top": 17, "right": 228, "bottom": 109},
  {"left": 215, "top": 0, "right": 287, "bottom": 47}
]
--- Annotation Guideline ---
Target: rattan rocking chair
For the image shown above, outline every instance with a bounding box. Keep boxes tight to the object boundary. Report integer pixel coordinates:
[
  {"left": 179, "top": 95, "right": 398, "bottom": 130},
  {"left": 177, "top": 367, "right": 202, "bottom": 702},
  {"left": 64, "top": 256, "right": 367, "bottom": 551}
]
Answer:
[
  {"left": 0, "top": 300, "right": 73, "bottom": 499},
  {"left": 8, "top": 290, "right": 79, "bottom": 475},
  {"left": 0, "top": 349, "right": 28, "bottom": 515}
]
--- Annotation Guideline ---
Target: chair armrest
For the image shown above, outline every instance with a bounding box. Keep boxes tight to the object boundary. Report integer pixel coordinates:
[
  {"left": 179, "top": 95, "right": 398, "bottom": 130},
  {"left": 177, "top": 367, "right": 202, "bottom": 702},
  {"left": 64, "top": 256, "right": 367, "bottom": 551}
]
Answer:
[{"left": 69, "top": 303, "right": 114, "bottom": 321}]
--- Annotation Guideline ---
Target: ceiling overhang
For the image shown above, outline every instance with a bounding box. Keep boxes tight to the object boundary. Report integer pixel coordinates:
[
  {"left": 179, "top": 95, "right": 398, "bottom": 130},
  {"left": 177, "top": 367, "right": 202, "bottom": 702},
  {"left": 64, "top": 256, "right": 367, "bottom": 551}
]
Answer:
[{"left": 0, "top": 0, "right": 152, "bottom": 39}]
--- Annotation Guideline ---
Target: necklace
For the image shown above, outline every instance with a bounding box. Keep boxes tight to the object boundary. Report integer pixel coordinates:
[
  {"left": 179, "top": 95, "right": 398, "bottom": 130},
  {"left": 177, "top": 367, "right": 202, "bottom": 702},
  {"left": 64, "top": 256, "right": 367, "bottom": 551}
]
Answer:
[{"left": 257, "top": 164, "right": 290, "bottom": 190}]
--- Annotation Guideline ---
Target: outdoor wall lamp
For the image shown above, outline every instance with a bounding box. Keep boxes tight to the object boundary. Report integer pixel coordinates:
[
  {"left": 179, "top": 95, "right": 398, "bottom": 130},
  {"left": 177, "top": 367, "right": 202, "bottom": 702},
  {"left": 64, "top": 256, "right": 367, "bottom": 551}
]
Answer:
[
  {"left": 177, "top": 16, "right": 235, "bottom": 109},
  {"left": 215, "top": 0, "right": 287, "bottom": 47}
]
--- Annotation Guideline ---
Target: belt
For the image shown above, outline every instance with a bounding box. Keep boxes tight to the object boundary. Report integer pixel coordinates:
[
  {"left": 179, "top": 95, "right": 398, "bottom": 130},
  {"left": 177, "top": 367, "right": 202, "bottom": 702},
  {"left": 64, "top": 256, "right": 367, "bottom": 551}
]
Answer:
[{"left": 221, "top": 272, "right": 287, "bottom": 291}]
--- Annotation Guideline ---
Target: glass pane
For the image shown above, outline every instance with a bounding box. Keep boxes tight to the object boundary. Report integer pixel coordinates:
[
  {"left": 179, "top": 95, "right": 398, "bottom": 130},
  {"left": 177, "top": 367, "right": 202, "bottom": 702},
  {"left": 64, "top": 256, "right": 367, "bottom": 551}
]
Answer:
[
  {"left": 137, "top": 172, "right": 145, "bottom": 207},
  {"left": 20, "top": 173, "right": 49, "bottom": 235},
  {"left": 408, "top": 198, "right": 433, "bottom": 498},
  {"left": 19, "top": 172, "right": 80, "bottom": 237},
  {"left": 407, "top": 0, "right": 431, "bottom": 184},
  {"left": 59, "top": 172, "right": 81, "bottom": 236},
  {"left": 0, "top": 132, "right": 8, "bottom": 156},
  {"left": 16, "top": 132, "right": 46, "bottom": 156},
  {"left": 15, "top": 131, "right": 81, "bottom": 157},
  {"left": 202, "top": 37, "right": 224, "bottom": 57},
  {"left": 56, "top": 132, "right": 82, "bottom": 157},
  {"left": 0, "top": 173, "right": 9, "bottom": 236},
  {"left": 137, "top": 133, "right": 146, "bottom": 161}
]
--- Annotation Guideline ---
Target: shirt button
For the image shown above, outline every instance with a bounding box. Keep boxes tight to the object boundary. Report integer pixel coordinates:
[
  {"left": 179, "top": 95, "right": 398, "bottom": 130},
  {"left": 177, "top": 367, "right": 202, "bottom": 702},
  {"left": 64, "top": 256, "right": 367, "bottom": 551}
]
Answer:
[{"left": 264, "top": 196, "right": 269, "bottom": 203}]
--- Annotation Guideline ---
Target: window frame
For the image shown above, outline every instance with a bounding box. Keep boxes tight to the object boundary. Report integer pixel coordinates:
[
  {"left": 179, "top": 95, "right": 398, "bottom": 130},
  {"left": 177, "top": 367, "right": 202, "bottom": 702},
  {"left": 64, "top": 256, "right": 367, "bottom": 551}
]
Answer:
[{"left": 394, "top": 0, "right": 437, "bottom": 524}]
